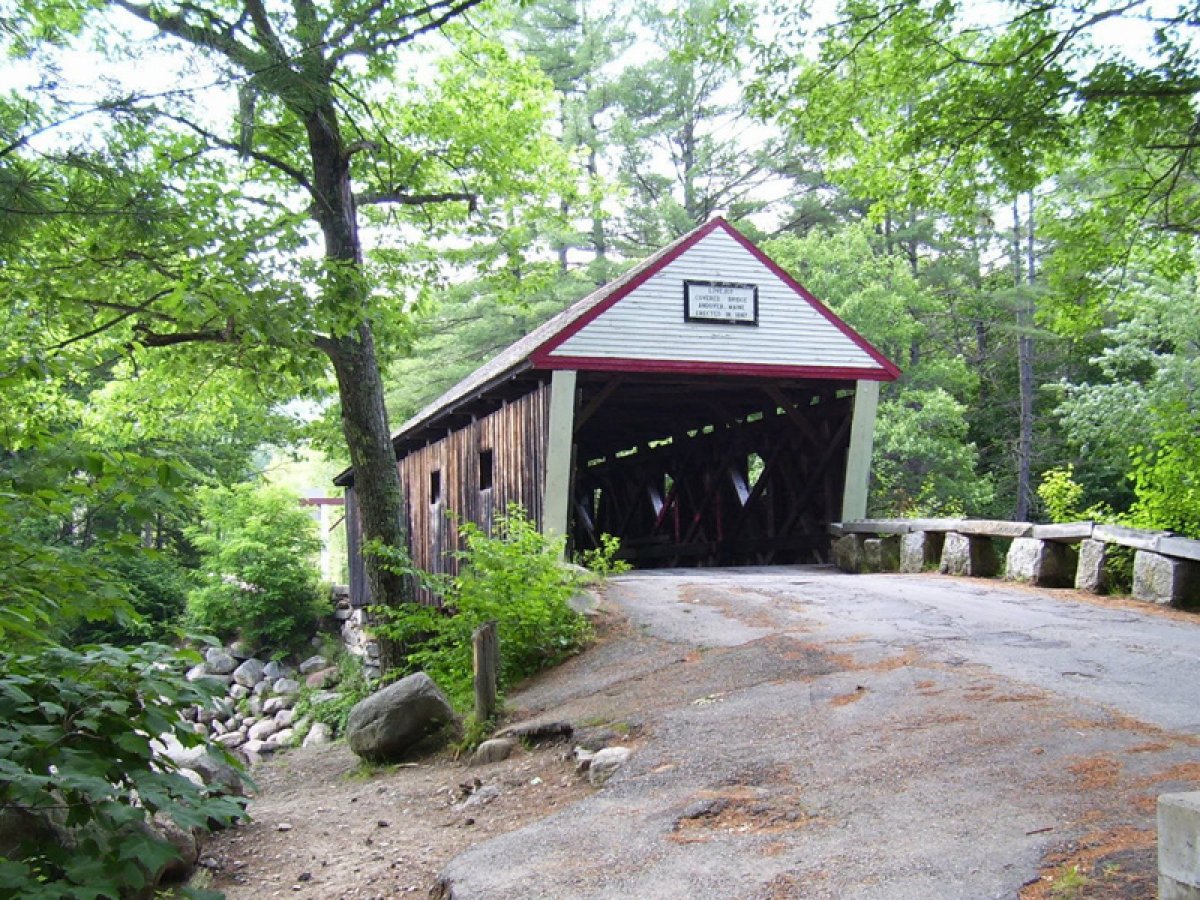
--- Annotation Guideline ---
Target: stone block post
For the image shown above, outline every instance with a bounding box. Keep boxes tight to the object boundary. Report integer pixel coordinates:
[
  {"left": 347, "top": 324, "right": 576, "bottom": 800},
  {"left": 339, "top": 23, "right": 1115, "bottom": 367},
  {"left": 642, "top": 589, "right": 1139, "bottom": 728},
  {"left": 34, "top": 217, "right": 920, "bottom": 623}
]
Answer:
[
  {"left": 1160, "top": 792, "right": 1200, "bottom": 899},
  {"left": 1075, "top": 539, "right": 1109, "bottom": 594},
  {"left": 900, "top": 531, "right": 944, "bottom": 573},
  {"left": 1005, "top": 538, "right": 1076, "bottom": 588},
  {"left": 833, "top": 534, "right": 865, "bottom": 573},
  {"left": 939, "top": 532, "right": 1000, "bottom": 578},
  {"left": 1133, "top": 552, "right": 1200, "bottom": 607}
]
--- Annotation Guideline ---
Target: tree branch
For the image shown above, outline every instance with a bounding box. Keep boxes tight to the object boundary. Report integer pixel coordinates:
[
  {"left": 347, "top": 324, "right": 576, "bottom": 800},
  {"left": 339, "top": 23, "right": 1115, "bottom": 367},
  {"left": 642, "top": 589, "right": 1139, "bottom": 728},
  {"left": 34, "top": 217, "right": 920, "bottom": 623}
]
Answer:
[
  {"left": 131, "top": 319, "right": 237, "bottom": 348},
  {"left": 244, "top": 0, "right": 290, "bottom": 62},
  {"left": 156, "top": 109, "right": 313, "bottom": 191},
  {"left": 334, "top": 0, "right": 488, "bottom": 61},
  {"left": 111, "top": 0, "right": 265, "bottom": 72},
  {"left": 355, "top": 190, "right": 477, "bottom": 209},
  {"left": 48, "top": 290, "right": 175, "bottom": 351}
]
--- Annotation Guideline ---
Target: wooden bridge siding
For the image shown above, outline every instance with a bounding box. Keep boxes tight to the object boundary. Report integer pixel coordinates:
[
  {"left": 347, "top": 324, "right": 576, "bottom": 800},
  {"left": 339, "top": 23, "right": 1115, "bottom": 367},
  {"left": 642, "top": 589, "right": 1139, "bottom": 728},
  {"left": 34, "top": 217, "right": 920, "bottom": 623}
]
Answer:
[
  {"left": 345, "top": 485, "right": 367, "bottom": 608},
  {"left": 398, "top": 381, "right": 552, "bottom": 599}
]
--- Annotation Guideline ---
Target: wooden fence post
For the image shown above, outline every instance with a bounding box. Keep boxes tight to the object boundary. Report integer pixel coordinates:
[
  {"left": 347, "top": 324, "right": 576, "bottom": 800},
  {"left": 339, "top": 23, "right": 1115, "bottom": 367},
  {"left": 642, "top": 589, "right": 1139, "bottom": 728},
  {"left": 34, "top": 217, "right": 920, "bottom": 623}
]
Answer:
[{"left": 473, "top": 621, "right": 499, "bottom": 724}]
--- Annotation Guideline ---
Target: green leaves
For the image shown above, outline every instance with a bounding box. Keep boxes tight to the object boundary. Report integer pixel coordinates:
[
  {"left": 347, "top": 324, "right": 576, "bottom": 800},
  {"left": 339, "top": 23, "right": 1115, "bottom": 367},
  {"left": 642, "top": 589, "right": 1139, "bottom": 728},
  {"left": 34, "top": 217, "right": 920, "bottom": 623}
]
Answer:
[
  {"left": 372, "top": 505, "right": 591, "bottom": 710},
  {"left": 0, "top": 643, "right": 248, "bottom": 899},
  {"left": 185, "top": 482, "right": 328, "bottom": 650}
]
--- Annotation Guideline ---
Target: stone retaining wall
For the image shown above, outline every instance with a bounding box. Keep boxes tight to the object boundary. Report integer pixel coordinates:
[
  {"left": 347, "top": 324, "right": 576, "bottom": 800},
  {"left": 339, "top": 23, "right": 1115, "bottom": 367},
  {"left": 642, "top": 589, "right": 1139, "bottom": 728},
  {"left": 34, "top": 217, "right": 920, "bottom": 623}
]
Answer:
[
  {"left": 831, "top": 519, "right": 1200, "bottom": 609},
  {"left": 332, "top": 584, "right": 381, "bottom": 680}
]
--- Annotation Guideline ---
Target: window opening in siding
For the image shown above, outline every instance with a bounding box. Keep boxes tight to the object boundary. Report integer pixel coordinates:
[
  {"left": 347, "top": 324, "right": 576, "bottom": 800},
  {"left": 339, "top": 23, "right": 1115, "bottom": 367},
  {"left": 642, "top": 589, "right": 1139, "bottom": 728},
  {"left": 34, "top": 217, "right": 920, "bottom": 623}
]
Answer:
[
  {"left": 479, "top": 449, "right": 494, "bottom": 491},
  {"left": 430, "top": 470, "right": 441, "bottom": 505}
]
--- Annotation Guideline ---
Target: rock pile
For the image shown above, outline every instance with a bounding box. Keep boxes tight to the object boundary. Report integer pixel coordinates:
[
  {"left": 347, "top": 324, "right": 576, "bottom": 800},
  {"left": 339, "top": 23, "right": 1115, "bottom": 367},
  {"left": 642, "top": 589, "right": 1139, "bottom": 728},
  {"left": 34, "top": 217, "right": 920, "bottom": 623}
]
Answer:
[{"left": 183, "top": 645, "right": 342, "bottom": 757}]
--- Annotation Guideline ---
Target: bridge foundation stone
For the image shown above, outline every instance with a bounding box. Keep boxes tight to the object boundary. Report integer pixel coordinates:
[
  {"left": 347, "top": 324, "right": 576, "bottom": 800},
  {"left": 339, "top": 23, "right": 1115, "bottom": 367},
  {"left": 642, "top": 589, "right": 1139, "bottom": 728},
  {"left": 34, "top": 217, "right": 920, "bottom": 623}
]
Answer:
[
  {"left": 1075, "top": 539, "right": 1109, "bottom": 594},
  {"left": 833, "top": 534, "right": 865, "bottom": 574}
]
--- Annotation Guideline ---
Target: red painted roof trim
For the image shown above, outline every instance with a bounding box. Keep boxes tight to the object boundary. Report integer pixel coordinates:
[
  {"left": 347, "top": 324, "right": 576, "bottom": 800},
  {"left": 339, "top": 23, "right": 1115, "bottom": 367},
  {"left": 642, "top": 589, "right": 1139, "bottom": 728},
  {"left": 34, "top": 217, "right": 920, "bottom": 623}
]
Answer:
[
  {"left": 530, "top": 217, "right": 901, "bottom": 381},
  {"left": 538, "top": 355, "right": 894, "bottom": 381}
]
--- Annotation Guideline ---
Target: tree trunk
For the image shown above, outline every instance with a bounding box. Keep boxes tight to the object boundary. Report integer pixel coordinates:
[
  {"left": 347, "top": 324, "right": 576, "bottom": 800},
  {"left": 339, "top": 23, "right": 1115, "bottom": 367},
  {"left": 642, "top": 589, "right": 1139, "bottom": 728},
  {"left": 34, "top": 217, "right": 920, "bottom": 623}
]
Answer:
[
  {"left": 305, "top": 100, "right": 410, "bottom": 672},
  {"left": 1013, "top": 194, "right": 1036, "bottom": 521}
]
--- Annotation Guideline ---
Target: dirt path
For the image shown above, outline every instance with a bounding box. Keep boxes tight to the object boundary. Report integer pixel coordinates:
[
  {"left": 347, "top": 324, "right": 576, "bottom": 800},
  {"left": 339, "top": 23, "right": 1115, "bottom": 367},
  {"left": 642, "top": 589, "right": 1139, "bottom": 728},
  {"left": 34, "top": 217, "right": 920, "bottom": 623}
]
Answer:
[
  {"left": 202, "top": 733, "right": 592, "bottom": 899},
  {"left": 200, "top": 570, "right": 1200, "bottom": 899}
]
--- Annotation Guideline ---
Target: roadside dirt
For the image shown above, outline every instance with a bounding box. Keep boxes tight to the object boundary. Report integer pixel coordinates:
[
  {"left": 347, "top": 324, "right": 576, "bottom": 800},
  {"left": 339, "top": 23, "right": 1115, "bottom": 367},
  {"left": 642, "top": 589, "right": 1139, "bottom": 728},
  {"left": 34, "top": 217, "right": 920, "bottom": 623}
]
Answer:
[
  {"left": 199, "top": 607, "right": 640, "bottom": 899},
  {"left": 197, "top": 580, "right": 1200, "bottom": 899},
  {"left": 201, "top": 738, "right": 592, "bottom": 899}
]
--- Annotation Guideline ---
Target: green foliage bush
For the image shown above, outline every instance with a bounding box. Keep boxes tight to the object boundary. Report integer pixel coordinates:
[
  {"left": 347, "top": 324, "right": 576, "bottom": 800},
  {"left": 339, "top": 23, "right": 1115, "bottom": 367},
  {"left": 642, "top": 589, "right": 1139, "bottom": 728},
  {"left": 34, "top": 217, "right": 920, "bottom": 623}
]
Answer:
[
  {"left": 0, "top": 643, "right": 248, "bottom": 899},
  {"left": 186, "top": 484, "right": 329, "bottom": 651},
  {"left": 373, "top": 505, "right": 592, "bottom": 709},
  {"left": 1129, "top": 409, "right": 1200, "bottom": 538},
  {"left": 1037, "top": 464, "right": 1114, "bottom": 524},
  {"left": 872, "top": 388, "right": 994, "bottom": 516},
  {"left": 577, "top": 533, "right": 632, "bottom": 578},
  {"left": 68, "top": 550, "right": 192, "bottom": 646}
]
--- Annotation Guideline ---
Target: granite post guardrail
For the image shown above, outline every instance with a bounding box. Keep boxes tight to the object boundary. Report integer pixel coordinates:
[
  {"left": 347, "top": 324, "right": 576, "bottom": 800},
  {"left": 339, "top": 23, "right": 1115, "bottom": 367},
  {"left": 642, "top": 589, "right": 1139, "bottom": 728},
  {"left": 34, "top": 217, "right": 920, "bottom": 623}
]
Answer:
[{"left": 829, "top": 518, "right": 1200, "bottom": 609}]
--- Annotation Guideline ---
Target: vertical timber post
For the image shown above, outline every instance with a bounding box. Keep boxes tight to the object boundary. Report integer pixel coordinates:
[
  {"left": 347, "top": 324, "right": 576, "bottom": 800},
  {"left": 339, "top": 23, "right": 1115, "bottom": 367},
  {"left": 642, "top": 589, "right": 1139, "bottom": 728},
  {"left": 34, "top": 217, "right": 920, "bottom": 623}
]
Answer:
[
  {"left": 543, "top": 369, "right": 578, "bottom": 544},
  {"left": 472, "top": 621, "right": 499, "bottom": 724},
  {"left": 841, "top": 379, "right": 880, "bottom": 521}
]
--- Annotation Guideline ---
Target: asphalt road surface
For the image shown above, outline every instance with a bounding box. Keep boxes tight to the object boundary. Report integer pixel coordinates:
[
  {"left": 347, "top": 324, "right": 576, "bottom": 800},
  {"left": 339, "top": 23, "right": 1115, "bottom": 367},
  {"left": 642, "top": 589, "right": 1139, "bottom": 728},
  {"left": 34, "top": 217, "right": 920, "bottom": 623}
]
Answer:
[{"left": 437, "top": 568, "right": 1200, "bottom": 899}]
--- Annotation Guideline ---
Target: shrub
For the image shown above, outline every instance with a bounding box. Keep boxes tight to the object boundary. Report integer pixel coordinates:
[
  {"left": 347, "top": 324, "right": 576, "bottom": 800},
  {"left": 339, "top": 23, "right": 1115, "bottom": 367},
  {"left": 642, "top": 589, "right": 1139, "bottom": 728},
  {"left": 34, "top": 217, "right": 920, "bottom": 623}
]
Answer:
[
  {"left": 186, "top": 484, "right": 328, "bottom": 650},
  {"left": 0, "top": 643, "right": 248, "bottom": 899},
  {"left": 373, "top": 505, "right": 592, "bottom": 709},
  {"left": 1037, "top": 464, "right": 1114, "bottom": 524},
  {"left": 577, "top": 533, "right": 631, "bottom": 578},
  {"left": 68, "top": 550, "right": 192, "bottom": 646}
]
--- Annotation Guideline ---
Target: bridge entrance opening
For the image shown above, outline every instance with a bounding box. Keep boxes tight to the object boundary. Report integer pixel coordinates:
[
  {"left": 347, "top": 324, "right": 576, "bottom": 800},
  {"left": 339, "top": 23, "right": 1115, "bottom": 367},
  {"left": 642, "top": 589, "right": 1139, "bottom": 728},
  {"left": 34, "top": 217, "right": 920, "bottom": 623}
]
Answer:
[{"left": 569, "top": 373, "right": 854, "bottom": 568}]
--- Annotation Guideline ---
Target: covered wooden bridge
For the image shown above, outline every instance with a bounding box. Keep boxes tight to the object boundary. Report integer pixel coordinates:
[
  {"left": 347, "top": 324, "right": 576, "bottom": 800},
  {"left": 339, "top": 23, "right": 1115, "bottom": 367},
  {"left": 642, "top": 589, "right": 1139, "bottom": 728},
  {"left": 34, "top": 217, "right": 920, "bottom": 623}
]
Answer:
[{"left": 336, "top": 218, "right": 899, "bottom": 604}]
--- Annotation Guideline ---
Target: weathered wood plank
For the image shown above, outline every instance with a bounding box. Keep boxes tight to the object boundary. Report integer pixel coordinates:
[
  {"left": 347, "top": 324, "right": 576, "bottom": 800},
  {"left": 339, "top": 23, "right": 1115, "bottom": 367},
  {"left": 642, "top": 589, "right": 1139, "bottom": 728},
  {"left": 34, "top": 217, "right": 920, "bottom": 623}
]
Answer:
[
  {"left": 472, "top": 621, "right": 499, "bottom": 724},
  {"left": 396, "top": 381, "right": 552, "bottom": 602}
]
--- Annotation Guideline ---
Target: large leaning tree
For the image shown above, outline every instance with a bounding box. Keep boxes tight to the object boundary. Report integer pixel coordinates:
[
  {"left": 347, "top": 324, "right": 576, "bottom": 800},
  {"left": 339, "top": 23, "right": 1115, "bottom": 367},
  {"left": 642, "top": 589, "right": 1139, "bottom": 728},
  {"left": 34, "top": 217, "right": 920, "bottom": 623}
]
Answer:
[{"left": 9, "top": 0, "right": 567, "bottom": 664}]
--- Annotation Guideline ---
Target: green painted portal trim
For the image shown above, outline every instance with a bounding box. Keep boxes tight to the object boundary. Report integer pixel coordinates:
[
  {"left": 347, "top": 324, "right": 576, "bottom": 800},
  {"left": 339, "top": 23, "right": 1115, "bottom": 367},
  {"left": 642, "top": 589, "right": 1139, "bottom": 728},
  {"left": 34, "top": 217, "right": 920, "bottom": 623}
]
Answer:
[
  {"left": 543, "top": 369, "right": 577, "bottom": 541},
  {"left": 841, "top": 379, "right": 879, "bottom": 521}
]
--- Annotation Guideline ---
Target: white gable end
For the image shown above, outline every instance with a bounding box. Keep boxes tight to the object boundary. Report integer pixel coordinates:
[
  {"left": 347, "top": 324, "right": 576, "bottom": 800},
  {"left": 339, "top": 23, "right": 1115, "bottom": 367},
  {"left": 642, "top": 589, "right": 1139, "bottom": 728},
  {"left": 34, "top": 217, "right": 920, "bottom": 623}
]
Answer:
[{"left": 546, "top": 228, "right": 886, "bottom": 373}]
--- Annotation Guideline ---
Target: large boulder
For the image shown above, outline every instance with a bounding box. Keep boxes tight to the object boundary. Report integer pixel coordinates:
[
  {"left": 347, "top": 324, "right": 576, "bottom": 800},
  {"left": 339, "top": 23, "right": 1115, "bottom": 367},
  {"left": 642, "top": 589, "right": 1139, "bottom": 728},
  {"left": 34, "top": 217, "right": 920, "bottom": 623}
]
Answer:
[
  {"left": 150, "top": 813, "right": 200, "bottom": 885},
  {"left": 346, "top": 672, "right": 458, "bottom": 763}
]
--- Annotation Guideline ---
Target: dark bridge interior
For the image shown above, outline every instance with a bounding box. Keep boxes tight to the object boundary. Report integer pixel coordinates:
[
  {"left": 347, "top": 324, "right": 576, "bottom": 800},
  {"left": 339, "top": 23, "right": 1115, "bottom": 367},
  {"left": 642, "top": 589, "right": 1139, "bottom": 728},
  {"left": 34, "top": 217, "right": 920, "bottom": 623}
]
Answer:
[{"left": 569, "top": 373, "right": 854, "bottom": 568}]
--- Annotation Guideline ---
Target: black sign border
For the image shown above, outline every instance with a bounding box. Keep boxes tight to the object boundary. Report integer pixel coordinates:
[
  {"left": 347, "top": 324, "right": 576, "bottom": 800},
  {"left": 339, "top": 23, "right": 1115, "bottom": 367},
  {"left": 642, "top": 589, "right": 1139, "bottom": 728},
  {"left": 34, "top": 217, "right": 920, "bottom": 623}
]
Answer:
[{"left": 683, "top": 279, "right": 760, "bottom": 326}]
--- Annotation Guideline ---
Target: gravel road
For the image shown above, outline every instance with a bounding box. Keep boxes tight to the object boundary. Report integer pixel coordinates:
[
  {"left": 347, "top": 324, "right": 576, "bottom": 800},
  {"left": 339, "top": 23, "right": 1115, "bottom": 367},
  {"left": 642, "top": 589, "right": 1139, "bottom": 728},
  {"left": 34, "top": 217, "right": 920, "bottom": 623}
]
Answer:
[{"left": 436, "top": 567, "right": 1200, "bottom": 899}]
